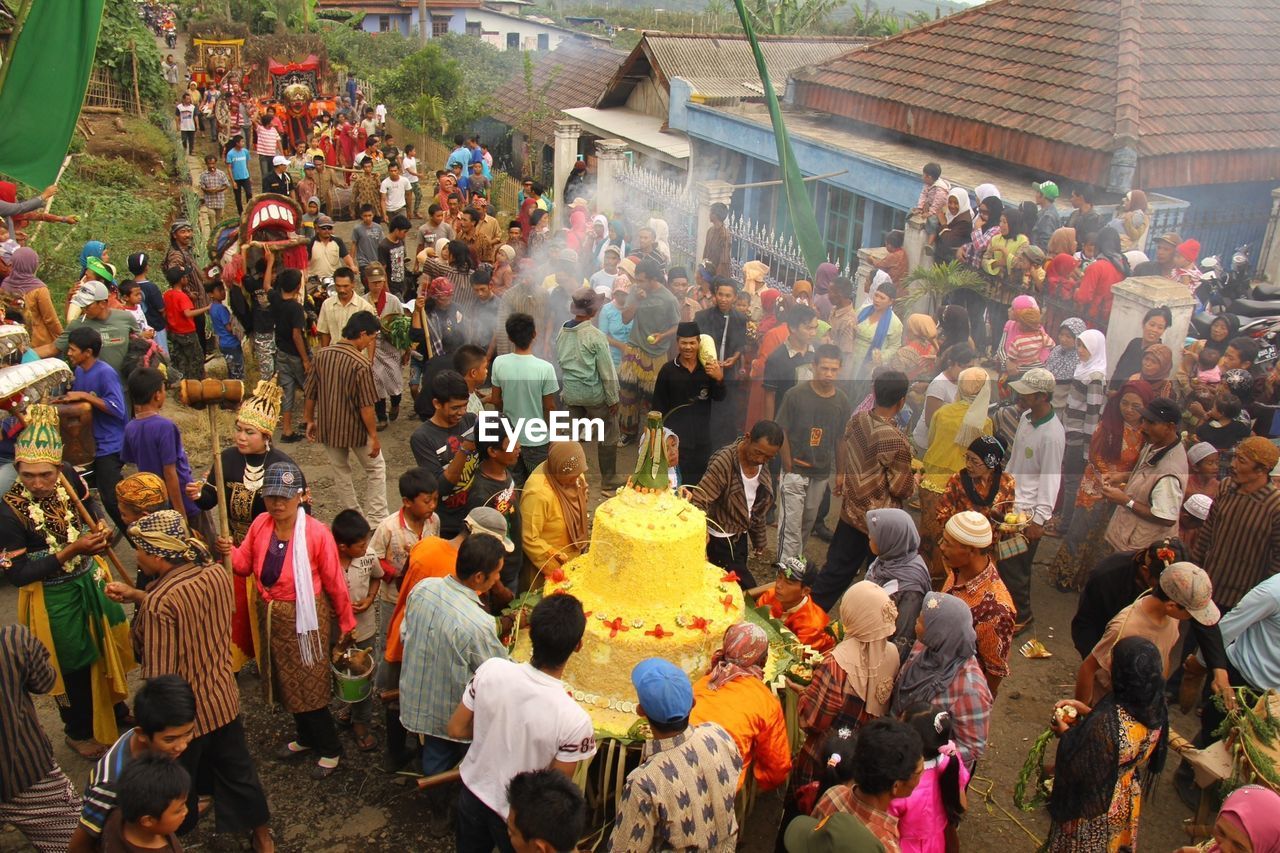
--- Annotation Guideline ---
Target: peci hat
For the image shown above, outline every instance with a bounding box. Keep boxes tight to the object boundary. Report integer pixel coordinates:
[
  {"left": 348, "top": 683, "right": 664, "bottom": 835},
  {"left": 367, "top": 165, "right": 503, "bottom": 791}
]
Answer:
[
  {"left": 14, "top": 404, "right": 63, "bottom": 466},
  {"left": 1008, "top": 367, "right": 1055, "bottom": 397},
  {"left": 1183, "top": 493, "right": 1213, "bottom": 521},
  {"left": 1159, "top": 562, "right": 1220, "bottom": 625},
  {"left": 1033, "top": 180, "right": 1060, "bottom": 200},
  {"left": 944, "top": 510, "right": 993, "bottom": 548},
  {"left": 261, "top": 461, "right": 306, "bottom": 498},
  {"left": 676, "top": 321, "right": 701, "bottom": 338},
  {"left": 464, "top": 506, "right": 515, "bottom": 553},
  {"left": 71, "top": 280, "right": 111, "bottom": 307},
  {"left": 237, "top": 378, "right": 283, "bottom": 436},
  {"left": 631, "top": 658, "right": 694, "bottom": 726},
  {"left": 1186, "top": 441, "right": 1219, "bottom": 466},
  {"left": 1139, "top": 396, "right": 1181, "bottom": 425}
]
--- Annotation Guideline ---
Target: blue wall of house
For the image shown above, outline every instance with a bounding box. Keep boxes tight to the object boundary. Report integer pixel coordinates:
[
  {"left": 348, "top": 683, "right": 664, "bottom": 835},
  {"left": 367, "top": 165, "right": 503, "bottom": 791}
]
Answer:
[
  {"left": 358, "top": 10, "right": 466, "bottom": 37},
  {"left": 1156, "top": 181, "right": 1277, "bottom": 264}
]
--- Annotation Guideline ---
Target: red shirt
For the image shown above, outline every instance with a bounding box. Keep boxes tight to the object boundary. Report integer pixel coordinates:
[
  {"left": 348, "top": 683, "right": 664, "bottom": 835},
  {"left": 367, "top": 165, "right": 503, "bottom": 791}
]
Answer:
[{"left": 163, "top": 287, "right": 196, "bottom": 334}]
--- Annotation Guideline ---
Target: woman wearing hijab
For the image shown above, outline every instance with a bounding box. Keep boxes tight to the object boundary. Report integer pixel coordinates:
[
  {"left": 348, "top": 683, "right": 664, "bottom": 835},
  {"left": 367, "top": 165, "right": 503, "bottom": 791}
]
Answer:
[
  {"left": 963, "top": 195, "right": 1003, "bottom": 272},
  {"left": 217, "top": 461, "right": 356, "bottom": 779},
  {"left": 1045, "top": 318, "right": 1086, "bottom": 414},
  {"left": 849, "top": 283, "right": 902, "bottom": 374},
  {"left": 892, "top": 592, "right": 993, "bottom": 768},
  {"left": 813, "top": 261, "right": 839, "bottom": 320},
  {"left": 1045, "top": 636, "right": 1167, "bottom": 852},
  {"left": 647, "top": 217, "right": 672, "bottom": 267},
  {"left": 589, "top": 214, "right": 610, "bottom": 269},
  {"left": 1050, "top": 381, "right": 1154, "bottom": 591},
  {"left": 79, "top": 240, "right": 109, "bottom": 276},
  {"left": 936, "top": 187, "right": 974, "bottom": 262},
  {"left": 888, "top": 313, "right": 939, "bottom": 382},
  {"left": 864, "top": 509, "right": 933, "bottom": 659},
  {"left": 1127, "top": 343, "right": 1174, "bottom": 400},
  {"left": 1109, "top": 189, "right": 1150, "bottom": 252},
  {"left": 1075, "top": 228, "right": 1131, "bottom": 327},
  {"left": 1185, "top": 785, "right": 1280, "bottom": 853},
  {"left": 690, "top": 622, "right": 791, "bottom": 792},
  {"left": 1000, "top": 294, "right": 1053, "bottom": 374},
  {"left": 519, "top": 441, "right": 588, "bottom": 577},
  {"left": 921, "top": 368, "right": 993, "bottom": 536},
  {"left": 1057, "top": 328, "right": 1109, "bottom": 536},
  {"left": 936, "top": 435, "right": 1017, "bottom": 549},
  {"left": 1112, "top": 306, "right": 1172, "bottom": 394},
  {"left": 0, "top": 247, "right": 62, "bottom": 347},
  {"left": 792, "top": 581, "right": 901, "bottom": 791}
]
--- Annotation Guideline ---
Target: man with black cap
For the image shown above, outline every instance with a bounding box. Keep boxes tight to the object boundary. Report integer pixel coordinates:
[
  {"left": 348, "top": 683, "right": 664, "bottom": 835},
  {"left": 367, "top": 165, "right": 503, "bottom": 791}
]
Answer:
[
  {"left": 555, "top": 287, "right": 621, "bottom": 492},
  {"left": 651, "top": 320, "right": 724, "bottom": 485},
  {"left": 610, "top": 658, "right": 741, "bottom": 852},
  {"left": 263, "top": 155, "right": 293, "bottom": 198},
  {"left": 305, "top": 215, "right": 354, "bottom": 282},
  {"left": 128, "top": 252, "right": 167, "bottom": 353},
  {"left": 1102, "top": 396, "right": 1188, "bottom": 554}
]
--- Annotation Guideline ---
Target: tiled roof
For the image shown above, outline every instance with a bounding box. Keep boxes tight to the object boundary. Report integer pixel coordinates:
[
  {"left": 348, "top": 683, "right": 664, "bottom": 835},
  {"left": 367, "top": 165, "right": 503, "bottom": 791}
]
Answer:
[
  {"left": 790, "top": 0, "right": 1280, "bottom": 188},
  {"left": 486, "top": 41, "right": 627, "bottom": 147},
  {"left": 598, "top": 32, "right": 874, "bottom": 107}
]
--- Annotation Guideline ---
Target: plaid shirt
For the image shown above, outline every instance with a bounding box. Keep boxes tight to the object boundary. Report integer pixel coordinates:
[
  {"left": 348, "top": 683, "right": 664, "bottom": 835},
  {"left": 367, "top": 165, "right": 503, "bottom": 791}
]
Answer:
[
  {"left": 838, "top": 411, "right": 915, "bottom": 533},
  {"left": 793, "top": 656, "right": 873, "bottom": 790},
  {"left": 943, "top": 560, "right": 1016, "bottom": 681},
  {"left": 609, "top": 724, "right": 741, "bottom": 853},
  {"left": 398, "top": 575, "right": 507, "bottom": 739},
  {"left": 813, "top": 785, "right": 901, "bottom": 852},
  {"left": 198, "top": 168, "right": 230, "bottom": 211},
  {"left": 906, "top": 652, "right": 992, "bottom": 767}
]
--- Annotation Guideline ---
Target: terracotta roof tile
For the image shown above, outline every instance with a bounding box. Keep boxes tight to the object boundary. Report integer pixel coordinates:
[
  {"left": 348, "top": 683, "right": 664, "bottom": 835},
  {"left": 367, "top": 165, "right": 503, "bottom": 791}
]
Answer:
[{"left": 790, "top": 0, "right": 1280, "bottom": 186}]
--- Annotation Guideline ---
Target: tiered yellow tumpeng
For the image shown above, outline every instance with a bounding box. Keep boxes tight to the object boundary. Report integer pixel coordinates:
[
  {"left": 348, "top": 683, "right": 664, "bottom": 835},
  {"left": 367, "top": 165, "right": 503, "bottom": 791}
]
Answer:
[{"left": 518, "top": 412, "right": 744, "bottom": 734}]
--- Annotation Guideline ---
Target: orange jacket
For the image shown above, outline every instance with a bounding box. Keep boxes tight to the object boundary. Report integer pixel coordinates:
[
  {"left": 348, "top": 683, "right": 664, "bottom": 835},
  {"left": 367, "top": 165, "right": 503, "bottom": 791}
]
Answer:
[
  {"left": 690, "top": 674, "right": 792, "bottom": 792},
  {"left": 757, "top": 589, "right": 835, "bottom": 653}
]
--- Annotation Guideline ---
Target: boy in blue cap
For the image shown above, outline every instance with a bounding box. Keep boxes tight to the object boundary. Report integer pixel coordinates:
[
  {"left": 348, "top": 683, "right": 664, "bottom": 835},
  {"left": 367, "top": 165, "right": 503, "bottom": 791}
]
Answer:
[{"left": 609, "top": 658, "right": 742, "bottom": 852}]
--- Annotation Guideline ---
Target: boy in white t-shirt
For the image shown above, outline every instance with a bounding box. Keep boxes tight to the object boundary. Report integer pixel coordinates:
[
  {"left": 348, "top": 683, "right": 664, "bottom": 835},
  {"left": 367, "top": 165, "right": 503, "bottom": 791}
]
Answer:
[
  {"left": 401, "top": 143, "right": 421, "bottom": 219},
  {"left": 379, "top": 162, "right": 413, "bottom": 222},
  {"left": 332, "top": 509, "right": 383, "bottom": 751},
  {"left": 446, "top": 593, "right": 596, "bottom": 849}
]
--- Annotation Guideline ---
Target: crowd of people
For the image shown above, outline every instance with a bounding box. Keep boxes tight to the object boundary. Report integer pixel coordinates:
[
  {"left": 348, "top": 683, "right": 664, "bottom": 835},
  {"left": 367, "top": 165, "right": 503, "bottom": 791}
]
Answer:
[{"left": 2, "top": 96, "right": 1280, "bottom": 853}]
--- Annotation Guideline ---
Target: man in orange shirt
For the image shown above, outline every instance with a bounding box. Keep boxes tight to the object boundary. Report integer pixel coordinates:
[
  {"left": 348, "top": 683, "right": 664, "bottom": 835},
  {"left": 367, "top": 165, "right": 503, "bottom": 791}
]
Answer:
[
  {"left": 379, "top": 506, "right": 515, "bottom": 771},
  {"left": 755, "top": 558, "right": 835, "bottom": 653}
]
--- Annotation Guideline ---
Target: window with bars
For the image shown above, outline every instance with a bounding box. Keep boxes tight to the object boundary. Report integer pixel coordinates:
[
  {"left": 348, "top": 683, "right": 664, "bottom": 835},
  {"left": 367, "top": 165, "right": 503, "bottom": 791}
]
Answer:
[
  {"left": 822, "top": 185, "right": 866, "bottom": 269},
  {"left": 466, "top": 20, "right": 481, "bottom": 35},
  {"left": 378, "top": 15, "right": 391, "bottom": 32},
  {"left": 432, "top": 17, "right": 451, "bottom": 37}
]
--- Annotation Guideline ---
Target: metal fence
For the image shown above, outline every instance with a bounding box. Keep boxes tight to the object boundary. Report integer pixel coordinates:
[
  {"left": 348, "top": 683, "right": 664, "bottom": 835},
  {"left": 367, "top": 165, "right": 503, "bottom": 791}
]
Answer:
[
  {"left": 614, "top": 164, "right": 856, "bottom": 291},
  {"left": 409, "top": 132, "right": 520, "bottom": 220}
]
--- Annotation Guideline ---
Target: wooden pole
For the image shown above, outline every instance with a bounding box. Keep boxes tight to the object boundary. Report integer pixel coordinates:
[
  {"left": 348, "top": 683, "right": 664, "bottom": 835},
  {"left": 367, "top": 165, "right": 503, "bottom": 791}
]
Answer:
[
  {"left": 58, "top": 472, "right": 135, "bottom": 588},
  {"left": 129, "top": 39, "right": 142, "bottom": 116},
  {"left": 207, "top": 407, "right": 234, "bottom": 573}
]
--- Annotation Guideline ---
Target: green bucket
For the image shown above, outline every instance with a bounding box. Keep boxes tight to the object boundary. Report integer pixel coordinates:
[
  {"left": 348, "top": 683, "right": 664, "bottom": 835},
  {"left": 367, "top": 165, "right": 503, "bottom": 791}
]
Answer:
[{"left": 331, "top": 649, "right": 374, "bottom": 704}]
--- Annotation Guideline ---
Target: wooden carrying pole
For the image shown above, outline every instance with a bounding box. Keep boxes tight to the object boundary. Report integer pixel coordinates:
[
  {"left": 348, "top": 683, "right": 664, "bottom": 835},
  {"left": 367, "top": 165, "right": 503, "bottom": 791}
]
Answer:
[
  {"left": 179, "top": 380, "right": 244, "bottom": 574},
  {"left": 58, "top": 472, "right": 134, "bottom": 588}
]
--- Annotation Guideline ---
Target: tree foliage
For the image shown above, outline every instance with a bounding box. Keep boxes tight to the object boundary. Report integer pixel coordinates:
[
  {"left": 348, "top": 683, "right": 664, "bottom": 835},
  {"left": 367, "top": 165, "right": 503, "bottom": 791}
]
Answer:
[
  {"left": 316, "top": 20, "right": 417, "bottom": 80},
  {"left": 95, "top": 0, "right": 169, "bottom": 108},
  {"left": 745, "top": 0, "right": 846, "bottom": 35},
  {"left": 373, "top": 43, "right": 468, "bottom": 132}
]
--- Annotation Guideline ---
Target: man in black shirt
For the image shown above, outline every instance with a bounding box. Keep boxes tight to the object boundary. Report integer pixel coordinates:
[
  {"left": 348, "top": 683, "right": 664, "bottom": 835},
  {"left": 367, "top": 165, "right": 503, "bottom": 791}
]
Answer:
[
  {"left": 270, "top": 268, "right": 309, "bottom": 441},
  {"left": 377, "top": 215, "right": 411, "bottom": 299},
  {"left": 466, "top": 422, "right": 523, "bottom": 592},
  {"left": 409, "top": 370, "right": 478, "bottom": 536},
  {"left": 651, "top": 322, "right": 725, "bottom": 484},
  {"left": 263, "top": 156, "right": 293, "bottom": 198},
  {"left": 763, "top": 303, "right": 818, "bottom": 420},
  {"left": 1131, "top": 231, "right": 1180, "bottom": 278},
  {"left": 1066, "top": 186, "right": 1103, "bottom": 251},
  {"left": 696, "top": 276, "right": 749, "bottom": 449}
]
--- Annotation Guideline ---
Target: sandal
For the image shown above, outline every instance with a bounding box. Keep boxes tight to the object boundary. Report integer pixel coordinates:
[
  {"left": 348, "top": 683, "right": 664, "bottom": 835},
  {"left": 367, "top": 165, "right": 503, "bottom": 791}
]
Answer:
[
  {"left": 355, "top": 732, "right": 377, "bottom": 752},
  {"left": 250, "top": 828, "right": 276, "bottom": 853},
  {"left": 280, "top": 431, "right": 305, "bottom": 444},
  {"left": 65, "top": 736, "right": 108, "bottom": 760}
]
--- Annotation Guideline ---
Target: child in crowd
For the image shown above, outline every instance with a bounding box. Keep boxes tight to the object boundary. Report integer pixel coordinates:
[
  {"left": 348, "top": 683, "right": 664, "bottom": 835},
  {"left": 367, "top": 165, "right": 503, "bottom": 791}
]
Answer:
[
  {"left": 162, "top": 266, "right": 207, "bottom": 381},
  {"left": 874, "top": 229, "right": 908, "bottom": 286},
  {"left": 368, "top": 467, "right": 439, "bottom": 662},
  {"left": 102, "top": 755, "right": 190, "bottom": 853},
  {"left": 1000, "top": 295, "right": 1053, "bottom": 374},
  {"left": 1195, "top": 391, "right": 1252, "bottom": 476},
  {"left": 791, "top": 726, "right": 857, "bottom": 816},
  {"left": 73, "top": 675, "right": 197, "bottom": 850},
  {"left": 453, "top": 344, "right": 490, "bottom": 416},
  {"left": 63, "top": 326, "right": 129, "bottom": 536},
  {"left": 755, "top": 558, "right": 834, "bottom": 653},
  {"left": 301, "top": 197, "right": 320, "bottom": 238},
  {"left": 890, "top": 704, "right": 969, "bottom": 853},
  {"left": 1044, "top": 318, "right": 1085, "bottom": 414},
  {"left": 119, "top": 280, "right": 153, "bottom": 337},
  {"left": 1074, "top": 233, "right": 1097, "bottom": 277},
  {"left": 332, "top": 509, "right": 381, "bottom": 752},
  {"left": 122, "top": 368, "right": 201, "bottom": 533},
  {"left": 1174, "top": 238, "right": 1203, "bottom": 295},
  {"left": 206, "top": 280, "right": 244, "bottom": 380},
  {"left": 1196, "top": 347, "right": 1222, "bottom": 386}
]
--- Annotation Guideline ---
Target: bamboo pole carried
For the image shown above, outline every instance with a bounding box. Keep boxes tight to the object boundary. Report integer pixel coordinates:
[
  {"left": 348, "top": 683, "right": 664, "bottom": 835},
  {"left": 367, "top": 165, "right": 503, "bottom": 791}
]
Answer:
[{"left": 58, "top": 471, "right": 134, "bottom": 588}]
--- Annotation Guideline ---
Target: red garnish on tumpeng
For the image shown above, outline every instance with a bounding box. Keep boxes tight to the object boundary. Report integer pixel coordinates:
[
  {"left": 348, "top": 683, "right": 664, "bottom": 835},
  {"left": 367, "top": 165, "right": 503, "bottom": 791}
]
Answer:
[
  {"left": 645, "top": 625, "right": 670, "bottom": 639},
  {"left": 687, "top": 616, "right": 710, "bottom": 633},
  {"left": 720, "top": 594, "right": 736, "bottom": 612},
  {"left": 583, "top": 610, "right": 593, "bottom": 619},
  {"left": 605, "top": 617, "right": 629, "bottom": 639},
  {"left": 546, "top": 566, "right": 567, "bottom": 584},
  {"left": 720, "top": 571, "right": 740, "bottom": 583}
]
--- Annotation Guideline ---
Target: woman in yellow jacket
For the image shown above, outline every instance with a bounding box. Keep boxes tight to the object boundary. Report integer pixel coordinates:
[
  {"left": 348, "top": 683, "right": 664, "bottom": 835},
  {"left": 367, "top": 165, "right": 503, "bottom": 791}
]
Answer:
[
  {"left": 982, "top": 209, "right": 1030, "bottom": 284},
  {"left": 519, "top": 441, "right": 588, "bottom": 585}
]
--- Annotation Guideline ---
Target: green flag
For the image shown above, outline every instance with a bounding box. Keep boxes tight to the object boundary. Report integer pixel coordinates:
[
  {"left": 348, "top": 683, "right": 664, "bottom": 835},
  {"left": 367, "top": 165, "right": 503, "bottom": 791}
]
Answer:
[
  {"left": 0, "top": 0, "right": 107, "bottom": 187},
  {"left": 730, "top": 0, "right": 828, "bottom": 278}
]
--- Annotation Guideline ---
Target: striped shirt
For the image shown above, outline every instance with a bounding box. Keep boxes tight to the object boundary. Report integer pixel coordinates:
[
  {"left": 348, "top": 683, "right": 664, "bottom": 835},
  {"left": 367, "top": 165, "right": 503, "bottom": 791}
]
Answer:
[
  {"left": 398, "top": 575, "right": 507, "bottom": 739},
  {"left": 0, "top": 624, "right": 56, "bottom": 801},
  {"left": 79, "top": 729, "right": 138, "bottom": 837},
  {"left": 131, "top": 562, "right": 239, "bottom": 737},
  {"left": 690, "top": 440, "right": 775, "bottom": 552},
  {"left": 1063, "top": 372, "right": 1105, "bottom": 461},
  {"left": 1192, "top": 480, "right": 1280, "bottom": 609},
  {"left": 253, "top": 125, "right": 280, "bottom": 157},
  {"left": 304, "top": 341, "right": 378, "bottom": 449},
  {"left": 838, "top": 410, "right": 914, "bottom": 533}
]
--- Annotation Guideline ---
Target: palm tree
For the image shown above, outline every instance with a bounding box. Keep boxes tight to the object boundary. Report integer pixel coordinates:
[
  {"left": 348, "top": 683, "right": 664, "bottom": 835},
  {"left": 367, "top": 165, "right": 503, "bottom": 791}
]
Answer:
[{"left": 902, "top": 260, "right": 988, "bottom": 316}]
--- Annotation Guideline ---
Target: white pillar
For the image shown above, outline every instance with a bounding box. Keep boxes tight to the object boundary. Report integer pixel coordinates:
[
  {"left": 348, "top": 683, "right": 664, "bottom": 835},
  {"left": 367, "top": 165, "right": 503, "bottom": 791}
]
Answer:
[
  {"left": 904, "top": 214, "right": 927, "bottom": 276},
  {"left": 693, "top": 179, "right": 735, "bottom": 274},
  {"left": 1260, "top": 186, "right": 1280, "bottom": 283},
  {"left": 551, "top": 120, "right": 581, "bottom": 230},
  {"left": 593, "top": 138, "right": 629, "bottom": 220},
  {"left": 1105, "top": 276, "right": 1197, "bottom": 380}
]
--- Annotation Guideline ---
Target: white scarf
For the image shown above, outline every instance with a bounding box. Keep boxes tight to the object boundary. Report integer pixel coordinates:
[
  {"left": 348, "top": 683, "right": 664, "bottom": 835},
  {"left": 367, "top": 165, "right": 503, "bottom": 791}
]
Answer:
[{"left": 291, "top": 510, "right": 322, "bottom": 666}]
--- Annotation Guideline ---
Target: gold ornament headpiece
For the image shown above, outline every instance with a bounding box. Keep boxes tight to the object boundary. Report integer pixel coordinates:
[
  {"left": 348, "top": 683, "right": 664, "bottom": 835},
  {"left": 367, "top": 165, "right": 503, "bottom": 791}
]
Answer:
[
  {"left": 14, "top": 404, "right": 62, "bottom": 466},
  {"left": 236, "top": 378, "right": 283, "bottom": 436}
]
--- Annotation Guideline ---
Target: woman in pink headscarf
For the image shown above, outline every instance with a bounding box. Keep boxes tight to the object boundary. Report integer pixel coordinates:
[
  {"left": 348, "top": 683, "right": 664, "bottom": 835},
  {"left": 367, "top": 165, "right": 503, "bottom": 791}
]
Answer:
[
  {"left": 1180, "top": 784, "right": 1280, "bottom": 853},
  {"left": 690, "top": 622, "right": 791, "bottom": 792}
]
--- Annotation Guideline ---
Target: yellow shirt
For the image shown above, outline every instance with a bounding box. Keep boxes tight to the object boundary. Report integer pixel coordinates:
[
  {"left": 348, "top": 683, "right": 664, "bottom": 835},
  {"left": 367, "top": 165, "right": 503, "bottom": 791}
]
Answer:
[{"left": 519, "top": 469, "right": 583, "bottom": 574}]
